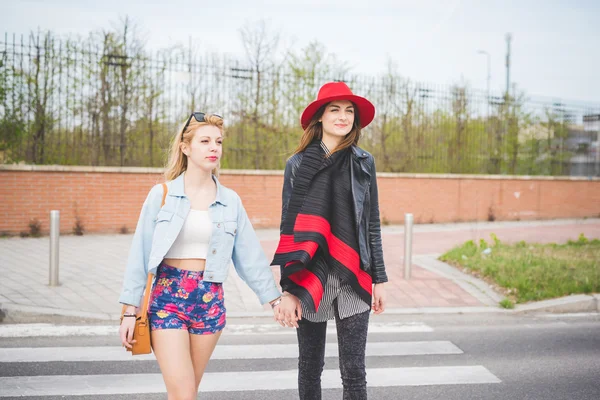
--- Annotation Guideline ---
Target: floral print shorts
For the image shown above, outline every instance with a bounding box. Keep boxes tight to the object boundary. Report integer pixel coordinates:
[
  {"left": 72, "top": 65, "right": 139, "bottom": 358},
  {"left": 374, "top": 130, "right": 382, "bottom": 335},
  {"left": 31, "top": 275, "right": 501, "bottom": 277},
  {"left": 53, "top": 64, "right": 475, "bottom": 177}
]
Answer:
[{"left": 148, "top": 263, "right": 226, "bottom": 335}]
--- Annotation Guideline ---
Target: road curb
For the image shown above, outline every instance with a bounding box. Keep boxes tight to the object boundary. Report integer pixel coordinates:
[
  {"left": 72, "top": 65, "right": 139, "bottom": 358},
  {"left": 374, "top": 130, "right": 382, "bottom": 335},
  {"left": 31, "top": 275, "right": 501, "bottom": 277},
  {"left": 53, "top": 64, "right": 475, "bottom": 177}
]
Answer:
[
  {"left": 413, "top": 255, "right": 504, "bottom": 307},
  {"left": 513, "top": 294, "right": 598, "bottom": 314},
  {"left": 0, "top": 303, "right": 509, "bottom": 324},
  {"left": 3, "top": 296, "right": 599, "bottom": 324},
  {"left": 593, "top": 294, "right": 600, "bottom": 312},
  {"left": 0, "top": 302, "right": 118, "bottom": 323}
]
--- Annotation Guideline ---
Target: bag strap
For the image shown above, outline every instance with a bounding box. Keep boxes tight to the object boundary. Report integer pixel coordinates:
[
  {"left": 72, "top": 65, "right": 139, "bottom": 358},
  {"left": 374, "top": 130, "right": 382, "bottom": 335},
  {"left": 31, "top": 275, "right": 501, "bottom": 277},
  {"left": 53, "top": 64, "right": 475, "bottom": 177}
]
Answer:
[
  {"left": 139, "top": 273, "right": 154, "bottom": 319},
  {"left": 161, "top": 182, "right": 167, "bottom": 208},
  {"left": 121, "top": 182, "right": 168, "bottom": 318},
  {"left": 139, "top": 182, "right": 169, "bottom": 315}
]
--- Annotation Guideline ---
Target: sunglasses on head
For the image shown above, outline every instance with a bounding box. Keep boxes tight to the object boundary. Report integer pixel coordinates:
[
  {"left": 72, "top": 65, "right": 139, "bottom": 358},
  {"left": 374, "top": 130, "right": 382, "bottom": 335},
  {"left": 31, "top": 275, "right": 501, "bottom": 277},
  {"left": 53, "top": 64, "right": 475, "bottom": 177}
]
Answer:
[{"left": 181, "top": 112, "right": 223, "bottom": 140}]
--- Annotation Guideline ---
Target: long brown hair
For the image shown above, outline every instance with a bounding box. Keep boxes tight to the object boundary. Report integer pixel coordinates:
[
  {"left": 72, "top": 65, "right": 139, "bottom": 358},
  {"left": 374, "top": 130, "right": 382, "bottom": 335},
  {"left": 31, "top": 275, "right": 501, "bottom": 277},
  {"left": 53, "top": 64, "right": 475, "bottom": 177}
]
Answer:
[
  {"left": 164, "top": 115, "right": 224, "bottom": 181},
  {"left": 294, "top": 102, "right": 362, "bottom": 155}
]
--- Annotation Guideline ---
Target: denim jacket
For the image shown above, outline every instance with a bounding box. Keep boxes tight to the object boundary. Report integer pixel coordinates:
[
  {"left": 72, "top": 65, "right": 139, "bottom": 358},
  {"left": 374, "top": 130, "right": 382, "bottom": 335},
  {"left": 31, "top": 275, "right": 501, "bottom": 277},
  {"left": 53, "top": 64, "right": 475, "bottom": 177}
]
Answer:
[{"left": 119, "top": 172, "right": 281, "bottom": 307}]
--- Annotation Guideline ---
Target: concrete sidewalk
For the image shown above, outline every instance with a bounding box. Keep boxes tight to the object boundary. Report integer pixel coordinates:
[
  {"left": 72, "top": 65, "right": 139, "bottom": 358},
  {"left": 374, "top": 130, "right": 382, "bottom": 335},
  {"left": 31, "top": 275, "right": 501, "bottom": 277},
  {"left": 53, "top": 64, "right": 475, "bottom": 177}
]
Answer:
[{"left": 1, "top": 219, "right": 599, "bottom": 322}]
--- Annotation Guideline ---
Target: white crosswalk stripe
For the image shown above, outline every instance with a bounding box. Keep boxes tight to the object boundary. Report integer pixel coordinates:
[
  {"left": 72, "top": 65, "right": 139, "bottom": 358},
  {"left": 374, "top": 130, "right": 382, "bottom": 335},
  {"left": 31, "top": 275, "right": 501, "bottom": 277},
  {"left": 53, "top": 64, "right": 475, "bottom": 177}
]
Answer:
[
  {"left": 0, "top": 341, "right": 462, "bottom": 362},
  {"left": 0, "top": 321, "right": 433, "bottom": 337},
  {"left": 0, "top": 322, "right": 502, "bottom": 398},
  {"left": 1, "top": 367, "right": 501, "bottom": 397}
]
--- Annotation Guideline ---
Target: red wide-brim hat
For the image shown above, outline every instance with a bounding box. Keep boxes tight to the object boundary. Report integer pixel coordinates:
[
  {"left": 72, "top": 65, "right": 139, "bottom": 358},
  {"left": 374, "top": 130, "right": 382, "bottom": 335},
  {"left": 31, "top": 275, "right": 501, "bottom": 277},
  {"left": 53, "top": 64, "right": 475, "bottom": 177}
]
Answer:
[{"left": 300, "top": 82, "right": 375, "bottom": 130}]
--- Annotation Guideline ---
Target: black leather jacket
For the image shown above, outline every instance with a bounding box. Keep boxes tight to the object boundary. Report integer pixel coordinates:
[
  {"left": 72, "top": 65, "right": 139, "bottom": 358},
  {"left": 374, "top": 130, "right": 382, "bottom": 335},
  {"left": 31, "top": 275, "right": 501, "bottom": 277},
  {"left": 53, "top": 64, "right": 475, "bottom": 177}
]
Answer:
[{"left": 280, "top": 145, "right": 388, "bottom": 284}]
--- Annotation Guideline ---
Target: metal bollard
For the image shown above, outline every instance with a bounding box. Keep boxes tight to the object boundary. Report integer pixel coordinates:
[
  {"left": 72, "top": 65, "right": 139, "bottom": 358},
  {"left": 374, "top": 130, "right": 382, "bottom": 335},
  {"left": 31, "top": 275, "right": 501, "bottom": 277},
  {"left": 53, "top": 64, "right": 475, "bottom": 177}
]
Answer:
[
  {"left": 49, "top": 210, "right": 60, "bottom": 286},
  {"left": 404, "top": 213, "right": 414, "bottom": 279}
]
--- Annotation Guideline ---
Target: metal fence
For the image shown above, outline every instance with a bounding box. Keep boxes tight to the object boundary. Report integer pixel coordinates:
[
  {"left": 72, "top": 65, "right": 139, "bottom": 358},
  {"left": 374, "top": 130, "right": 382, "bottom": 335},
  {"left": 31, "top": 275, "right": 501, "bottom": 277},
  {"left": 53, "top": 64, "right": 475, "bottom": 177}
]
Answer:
[{"left": 1, "top": 31, "right": 599, "bottom": 175}]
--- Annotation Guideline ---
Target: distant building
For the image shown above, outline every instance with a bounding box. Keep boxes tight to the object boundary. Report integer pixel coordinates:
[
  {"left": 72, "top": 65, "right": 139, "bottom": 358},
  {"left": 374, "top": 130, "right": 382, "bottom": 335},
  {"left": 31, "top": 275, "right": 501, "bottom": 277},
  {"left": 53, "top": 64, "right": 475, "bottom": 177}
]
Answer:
[{"left": 570, "top": 114, "right": 600, "bottom": 176}]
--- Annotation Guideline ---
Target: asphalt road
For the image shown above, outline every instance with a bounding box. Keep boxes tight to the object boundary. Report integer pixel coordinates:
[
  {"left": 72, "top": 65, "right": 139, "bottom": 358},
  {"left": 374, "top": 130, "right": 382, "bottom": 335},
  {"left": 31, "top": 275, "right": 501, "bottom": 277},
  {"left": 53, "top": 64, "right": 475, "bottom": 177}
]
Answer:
[{"left": 0, "top": 313, "right": 599, "bottom": 399}]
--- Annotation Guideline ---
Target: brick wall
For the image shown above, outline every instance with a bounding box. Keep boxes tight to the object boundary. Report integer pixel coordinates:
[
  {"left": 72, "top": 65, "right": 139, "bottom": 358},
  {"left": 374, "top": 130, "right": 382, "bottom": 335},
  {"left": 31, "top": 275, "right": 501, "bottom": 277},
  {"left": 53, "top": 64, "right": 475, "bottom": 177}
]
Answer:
[{"left": 1, "top": 165, "right": 599, "bottom": 235}]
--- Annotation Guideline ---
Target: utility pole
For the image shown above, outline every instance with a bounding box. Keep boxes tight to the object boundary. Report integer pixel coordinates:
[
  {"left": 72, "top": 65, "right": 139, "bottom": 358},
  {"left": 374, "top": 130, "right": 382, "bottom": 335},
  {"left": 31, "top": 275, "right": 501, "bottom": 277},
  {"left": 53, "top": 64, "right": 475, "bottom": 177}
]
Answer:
[
  {"left": 500, "top": 33, "right": 513, "bottom": 175},
  {"left": 505, "top": 33, "right": 512, "bottom": 100}
]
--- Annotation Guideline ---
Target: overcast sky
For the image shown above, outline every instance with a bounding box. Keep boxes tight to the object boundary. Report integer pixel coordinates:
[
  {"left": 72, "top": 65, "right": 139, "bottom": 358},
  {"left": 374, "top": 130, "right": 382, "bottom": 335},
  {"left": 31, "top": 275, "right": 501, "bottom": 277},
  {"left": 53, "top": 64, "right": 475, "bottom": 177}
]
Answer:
[{"left": 1, "top": 0, "right": 598, "bottom": 104}]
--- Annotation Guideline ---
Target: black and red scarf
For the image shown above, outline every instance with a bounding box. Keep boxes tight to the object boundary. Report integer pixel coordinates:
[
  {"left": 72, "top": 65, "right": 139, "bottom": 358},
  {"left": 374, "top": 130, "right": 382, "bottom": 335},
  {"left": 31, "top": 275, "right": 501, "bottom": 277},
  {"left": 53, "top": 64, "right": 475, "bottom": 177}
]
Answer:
[{"left": 271, "top": 140, "right": 373, "bottom": 312}]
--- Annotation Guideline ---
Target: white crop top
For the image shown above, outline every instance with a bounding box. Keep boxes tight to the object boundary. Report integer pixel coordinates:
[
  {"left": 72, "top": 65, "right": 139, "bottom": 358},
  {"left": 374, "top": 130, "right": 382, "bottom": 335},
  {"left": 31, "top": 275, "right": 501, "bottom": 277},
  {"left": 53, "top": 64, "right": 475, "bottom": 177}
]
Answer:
[{"left": 164, "top": 210, "right": 212, "bottom": 259}]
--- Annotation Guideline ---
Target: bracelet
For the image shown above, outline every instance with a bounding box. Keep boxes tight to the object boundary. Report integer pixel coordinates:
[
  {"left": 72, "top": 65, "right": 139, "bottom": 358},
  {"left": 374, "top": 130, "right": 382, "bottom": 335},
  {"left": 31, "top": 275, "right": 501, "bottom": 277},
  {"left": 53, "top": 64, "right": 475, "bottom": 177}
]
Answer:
[
  {"left": 122, "top": 314, "right": 137, "bottom": 318},
  {"left": 270, "top": 297, "right": 282, "bottom": 309}
]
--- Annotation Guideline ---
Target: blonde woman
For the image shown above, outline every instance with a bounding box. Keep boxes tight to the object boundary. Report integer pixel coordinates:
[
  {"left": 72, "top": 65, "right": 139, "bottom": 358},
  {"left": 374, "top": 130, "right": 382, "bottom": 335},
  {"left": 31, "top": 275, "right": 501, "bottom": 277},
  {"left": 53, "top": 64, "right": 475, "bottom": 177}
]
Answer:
[{"left": 119, "top": 113, "right": 282, "bottom": 399}]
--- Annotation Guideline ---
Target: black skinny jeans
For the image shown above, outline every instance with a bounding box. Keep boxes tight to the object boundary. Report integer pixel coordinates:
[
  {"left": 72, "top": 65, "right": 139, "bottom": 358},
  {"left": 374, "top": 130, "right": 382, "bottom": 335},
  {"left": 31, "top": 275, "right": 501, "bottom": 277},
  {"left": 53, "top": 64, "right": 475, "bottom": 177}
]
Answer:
[{"left": 296, "top": 305, "right": 370, "bottom": 400}]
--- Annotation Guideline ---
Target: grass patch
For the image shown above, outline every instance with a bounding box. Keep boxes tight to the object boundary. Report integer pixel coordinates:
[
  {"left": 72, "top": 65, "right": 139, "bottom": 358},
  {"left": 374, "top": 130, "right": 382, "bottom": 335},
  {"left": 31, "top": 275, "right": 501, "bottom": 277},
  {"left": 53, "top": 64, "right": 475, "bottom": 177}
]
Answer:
[
  {"left": 499, "top": 299, "right": 515, "bottom": 309},
  {"left": 440, "top": 234, "right": 600, "bottom": 304}
]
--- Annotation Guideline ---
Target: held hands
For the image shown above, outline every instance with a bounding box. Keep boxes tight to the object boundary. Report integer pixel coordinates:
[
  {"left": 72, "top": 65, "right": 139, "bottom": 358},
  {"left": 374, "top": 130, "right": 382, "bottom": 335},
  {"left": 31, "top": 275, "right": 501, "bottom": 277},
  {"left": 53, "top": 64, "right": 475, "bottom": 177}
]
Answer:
[
  {"left": 269, "top": 283, "right": 384, "bottom": 329},
  {"left": 372, "top": 283, "right": 387, "bottom": 314},
  {"left": 119, "top": 305, "right": 139, "bottom": 349},
  {"left": 273, "top": 292, "right": 302, "bottom": 328}
]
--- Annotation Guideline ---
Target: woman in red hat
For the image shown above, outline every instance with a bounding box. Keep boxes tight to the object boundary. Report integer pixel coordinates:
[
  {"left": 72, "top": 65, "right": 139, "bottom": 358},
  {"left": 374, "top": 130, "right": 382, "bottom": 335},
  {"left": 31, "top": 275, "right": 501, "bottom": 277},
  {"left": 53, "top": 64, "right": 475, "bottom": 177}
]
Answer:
[{"left": 272, "top": 81, "right": 388, "bottom": 399}]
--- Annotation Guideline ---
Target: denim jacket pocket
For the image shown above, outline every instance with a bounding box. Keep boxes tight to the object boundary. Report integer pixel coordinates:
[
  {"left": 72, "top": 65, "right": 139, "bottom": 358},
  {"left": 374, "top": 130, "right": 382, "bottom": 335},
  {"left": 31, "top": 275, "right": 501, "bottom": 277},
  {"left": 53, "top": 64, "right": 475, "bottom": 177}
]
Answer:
[
  {"left": 224, "top": 221, "right": 238, "bottom": 236},
  {"left": 155, "top": 210, "right": 173, "bottom": 222},
  {"left": 219, "top": 220, "right": 238, "bottom": 262},
  {"left": 152, "top": 210, "right": 175, "bottom": 250}
]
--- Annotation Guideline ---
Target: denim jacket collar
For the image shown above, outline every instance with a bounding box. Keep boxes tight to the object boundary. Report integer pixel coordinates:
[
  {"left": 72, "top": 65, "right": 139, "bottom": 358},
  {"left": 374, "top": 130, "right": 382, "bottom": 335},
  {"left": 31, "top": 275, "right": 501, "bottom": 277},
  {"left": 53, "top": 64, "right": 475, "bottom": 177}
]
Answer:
[{"left": 169, "top": 172, "right": 228, "bottom": 206}]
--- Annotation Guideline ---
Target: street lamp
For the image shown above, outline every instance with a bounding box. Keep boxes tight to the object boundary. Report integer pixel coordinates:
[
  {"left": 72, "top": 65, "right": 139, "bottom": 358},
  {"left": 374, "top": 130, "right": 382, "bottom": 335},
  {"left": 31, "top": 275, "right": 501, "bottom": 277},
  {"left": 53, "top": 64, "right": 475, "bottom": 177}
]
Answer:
[{"left": 476, "top": 50, "right": 491, "bottom": 104}]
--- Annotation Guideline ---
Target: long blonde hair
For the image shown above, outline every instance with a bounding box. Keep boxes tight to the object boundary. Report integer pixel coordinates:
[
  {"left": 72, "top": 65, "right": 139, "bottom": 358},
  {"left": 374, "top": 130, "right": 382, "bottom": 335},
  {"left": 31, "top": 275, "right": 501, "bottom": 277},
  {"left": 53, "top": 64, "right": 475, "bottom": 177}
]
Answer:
[
  {"left": 164, "top": 114, "right": 224, "bottom": 181},
  {"left": 295, "top": 102, "right": 362, "bottom": 155}
]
